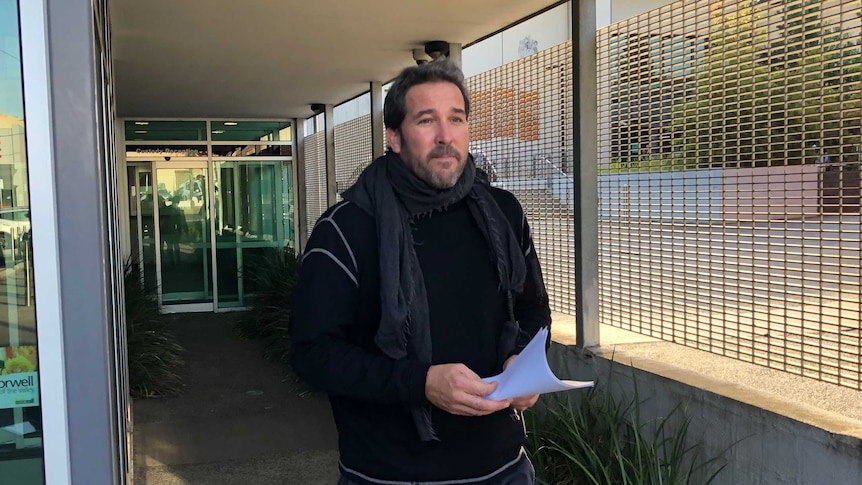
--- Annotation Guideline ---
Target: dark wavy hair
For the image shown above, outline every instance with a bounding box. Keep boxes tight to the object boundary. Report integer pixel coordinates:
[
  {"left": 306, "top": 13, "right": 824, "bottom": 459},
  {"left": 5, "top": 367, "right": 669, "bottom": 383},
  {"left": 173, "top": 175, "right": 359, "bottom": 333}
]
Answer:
[{"left": 384, "top": 59, "right": 471, "bottom": 131}]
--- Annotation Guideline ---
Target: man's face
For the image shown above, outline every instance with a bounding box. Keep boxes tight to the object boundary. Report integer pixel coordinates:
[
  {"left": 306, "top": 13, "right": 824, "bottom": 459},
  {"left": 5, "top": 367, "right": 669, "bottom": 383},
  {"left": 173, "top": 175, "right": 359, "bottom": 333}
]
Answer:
[{"left": 387, "top": 81, "right": 469, "bottom": 189}]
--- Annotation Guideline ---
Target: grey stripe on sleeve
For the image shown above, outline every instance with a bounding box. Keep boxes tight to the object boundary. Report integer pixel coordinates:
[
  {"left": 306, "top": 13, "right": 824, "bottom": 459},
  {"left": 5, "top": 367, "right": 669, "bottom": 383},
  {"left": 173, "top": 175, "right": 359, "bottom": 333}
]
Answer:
[
  {"left": 302, "top": 248, "right": 358, "bottom": 287},
  {"left": 319, "top": 202, "right": 358, "bottom": 273}
]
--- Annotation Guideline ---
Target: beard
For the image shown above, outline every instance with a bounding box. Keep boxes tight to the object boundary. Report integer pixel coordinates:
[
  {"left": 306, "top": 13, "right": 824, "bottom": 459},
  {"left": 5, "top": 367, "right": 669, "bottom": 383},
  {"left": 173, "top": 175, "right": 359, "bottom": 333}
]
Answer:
[{"left": 400, "top": 140, "right": 467, "bottom": 190}]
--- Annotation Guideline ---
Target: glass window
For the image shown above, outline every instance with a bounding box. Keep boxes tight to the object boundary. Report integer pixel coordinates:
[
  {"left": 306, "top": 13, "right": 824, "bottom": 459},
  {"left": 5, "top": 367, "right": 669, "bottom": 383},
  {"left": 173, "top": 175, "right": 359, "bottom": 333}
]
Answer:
[
  {"left": 211, "top": 121, "right": 291, "bottom": 142},
  {"left": 211, "top": 144, "right": 291, "bottom": 157},
  {"left": 124, "top": 120, "right": 207, "bottom": 141},
  {"left": 0, "top": 0, "right": 45, "bottom": 482}
]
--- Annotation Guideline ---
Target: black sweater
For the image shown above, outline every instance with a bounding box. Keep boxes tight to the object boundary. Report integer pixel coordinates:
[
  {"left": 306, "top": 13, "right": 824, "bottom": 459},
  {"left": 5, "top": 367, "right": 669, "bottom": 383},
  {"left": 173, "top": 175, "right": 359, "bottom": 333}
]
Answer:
[{"left": 290, "top": 187, "right": 551, "bottom": 482}]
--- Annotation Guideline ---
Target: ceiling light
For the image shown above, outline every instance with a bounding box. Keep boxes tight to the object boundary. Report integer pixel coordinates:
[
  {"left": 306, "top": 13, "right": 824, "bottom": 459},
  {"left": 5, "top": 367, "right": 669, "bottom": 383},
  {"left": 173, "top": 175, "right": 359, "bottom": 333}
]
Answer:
[
  {"left": 213, "top": 130, "right": 225, "bottom": 134},
  {"left": 135, "top": 122, "right": 149, "bottom": 126},
  {"left": 135, "top": 130, "right": 147, "bottom": 134},
  {"left": 224, "top": 122, "right": 238, "bottom": 126}
]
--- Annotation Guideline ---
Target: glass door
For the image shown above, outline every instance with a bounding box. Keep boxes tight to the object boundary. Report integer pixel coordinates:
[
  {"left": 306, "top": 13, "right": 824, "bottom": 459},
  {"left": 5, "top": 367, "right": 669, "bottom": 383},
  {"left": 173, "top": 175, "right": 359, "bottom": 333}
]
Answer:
[
  {"left": 153, "top": 162, "right": 214, "bottom": 308},
  {"left": 127, "top": 164, "right": 157, "bottom": 294},
  {"left": 213, "top": 161, "right": 293, "bottom": 308}
]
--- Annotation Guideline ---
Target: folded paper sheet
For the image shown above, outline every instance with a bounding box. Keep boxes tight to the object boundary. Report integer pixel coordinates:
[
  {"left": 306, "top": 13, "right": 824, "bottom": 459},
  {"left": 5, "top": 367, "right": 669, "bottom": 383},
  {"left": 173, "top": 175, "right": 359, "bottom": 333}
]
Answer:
[{"left": 483, "top": 327, "right": 593, "bottom": 400}]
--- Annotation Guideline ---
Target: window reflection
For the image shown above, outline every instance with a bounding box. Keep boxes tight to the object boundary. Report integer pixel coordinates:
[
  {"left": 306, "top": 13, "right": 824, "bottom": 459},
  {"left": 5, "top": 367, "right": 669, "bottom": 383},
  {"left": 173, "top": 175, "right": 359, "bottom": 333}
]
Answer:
[
  {"left": 211, "top": 144, "right": 291, "bottom": 157},
  {"left": 0, "top": 0, "right": 44, "bottom": 479},
  {"left": 124, "top": 120, "right": 207, "bottom": 141},
  {"left": 211, "top": 121, "right": 291, "bottom": 141}
]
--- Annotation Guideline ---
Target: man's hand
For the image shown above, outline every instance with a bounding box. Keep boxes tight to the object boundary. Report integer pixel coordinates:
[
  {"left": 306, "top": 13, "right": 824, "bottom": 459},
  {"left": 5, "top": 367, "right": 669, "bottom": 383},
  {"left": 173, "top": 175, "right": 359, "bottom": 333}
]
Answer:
[
  {"left": 426, "top": 364, "right": 511, "bottom": 416},
  {"left": 503, "top": 354, "right": 540, "bottom": 412}
]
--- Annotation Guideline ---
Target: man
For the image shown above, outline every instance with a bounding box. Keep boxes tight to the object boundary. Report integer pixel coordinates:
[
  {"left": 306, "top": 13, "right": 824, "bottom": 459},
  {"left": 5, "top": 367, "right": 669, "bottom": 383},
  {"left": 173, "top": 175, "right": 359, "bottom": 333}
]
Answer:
[{"left": 291, "top": 59, "right": 551, "bottom": 485}]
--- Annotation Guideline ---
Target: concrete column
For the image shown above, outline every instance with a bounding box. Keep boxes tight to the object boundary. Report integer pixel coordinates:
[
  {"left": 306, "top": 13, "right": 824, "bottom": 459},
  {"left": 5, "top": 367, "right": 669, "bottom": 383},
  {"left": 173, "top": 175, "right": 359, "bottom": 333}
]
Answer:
[
  {"left": 22, "top": 0, "right": 124, "bottom": 482},
  {"left": 293, "top": 118, "right": 308, "bottom": 252},
  {"left": 324, "top": 104, "right": 337, "bottom": 206},
  {"left": 371, "top": 81, "right": 385, "bottom": 159},
  {"left": 572, "top": 0, "right": 600, "bottom": 348},
  {"left": 447, "top": 43, "right": 462, "bottom": 68}
]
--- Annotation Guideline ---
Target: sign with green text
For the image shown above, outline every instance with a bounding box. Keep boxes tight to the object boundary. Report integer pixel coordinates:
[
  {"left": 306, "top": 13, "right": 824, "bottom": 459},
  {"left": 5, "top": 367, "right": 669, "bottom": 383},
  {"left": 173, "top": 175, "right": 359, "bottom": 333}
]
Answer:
[{"left": 0, "top": 346, "right": 40, "bottom": 409}]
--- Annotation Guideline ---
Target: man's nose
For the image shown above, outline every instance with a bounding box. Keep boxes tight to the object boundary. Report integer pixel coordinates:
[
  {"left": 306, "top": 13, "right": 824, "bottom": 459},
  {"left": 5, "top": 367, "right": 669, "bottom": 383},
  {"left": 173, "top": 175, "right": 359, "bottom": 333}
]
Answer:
[{"left": 436, "top": 122, "right": 453, "bottom": 144}]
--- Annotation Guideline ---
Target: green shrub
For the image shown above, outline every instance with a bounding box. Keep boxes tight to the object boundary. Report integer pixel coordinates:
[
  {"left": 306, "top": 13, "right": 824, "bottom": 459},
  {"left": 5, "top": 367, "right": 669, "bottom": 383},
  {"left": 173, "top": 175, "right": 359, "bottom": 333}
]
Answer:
[
  {"left": 525, "top": 374, "right": 727, "bottom": 485},
  {"left": 124, "top": 259, "right": 184, "bottom": 398},
  {"left": 234, "top": 247, "right": 300, "bottom": 365}
]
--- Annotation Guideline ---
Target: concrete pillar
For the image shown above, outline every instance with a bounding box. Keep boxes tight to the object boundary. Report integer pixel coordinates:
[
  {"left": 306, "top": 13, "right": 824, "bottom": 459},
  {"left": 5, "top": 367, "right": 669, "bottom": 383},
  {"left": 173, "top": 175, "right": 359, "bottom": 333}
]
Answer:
[
  {"left": 371, "top": 81, "right": 385, "bottom": 159},
  {"left": 293, "top": 118, "right": 308, "bottom": 252},
  {"left": 22, "top": 0, "right": 125, "bottom": 482},
  {"left": 572, "top": 0, "right": 600, "bottom": 348},
  {"left": 324, "top": 104, "right": 337, "bottom": 206},
  {"left": 447, "top": 43, "right": 462, "bottom": 68}
]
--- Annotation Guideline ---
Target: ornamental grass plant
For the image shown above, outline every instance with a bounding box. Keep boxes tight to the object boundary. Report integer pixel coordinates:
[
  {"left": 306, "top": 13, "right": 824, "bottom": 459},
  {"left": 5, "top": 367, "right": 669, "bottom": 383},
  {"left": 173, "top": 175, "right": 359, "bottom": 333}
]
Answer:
[
  {"left": 234, "top": 247, "right": 300, "bottom": 365},
  {"left": 124, "top": 259, "right": 185, "bottom": 398},
  {"left": 525, "top": 371, "right": 728, "bottom": 485}
]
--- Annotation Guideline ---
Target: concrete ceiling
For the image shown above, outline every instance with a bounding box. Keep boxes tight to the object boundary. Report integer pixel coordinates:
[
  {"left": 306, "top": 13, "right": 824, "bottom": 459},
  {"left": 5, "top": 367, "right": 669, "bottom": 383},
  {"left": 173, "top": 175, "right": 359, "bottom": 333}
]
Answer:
[{"left": 110, "top": 0, "right": 562, "bottom": 120}]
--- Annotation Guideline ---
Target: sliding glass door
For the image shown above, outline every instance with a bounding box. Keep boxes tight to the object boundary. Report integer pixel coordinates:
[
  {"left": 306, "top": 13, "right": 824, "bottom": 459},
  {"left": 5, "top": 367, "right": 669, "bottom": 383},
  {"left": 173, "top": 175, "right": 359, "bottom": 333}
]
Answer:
[
  {"left": 126, "top": 159, "right": 294, "bottom": 310},
  {"left": 154, "top": 163, "right": 213, "bottom": 305},
  {"left": 213, "top": 160, "right": 293, "bottom": 309}
]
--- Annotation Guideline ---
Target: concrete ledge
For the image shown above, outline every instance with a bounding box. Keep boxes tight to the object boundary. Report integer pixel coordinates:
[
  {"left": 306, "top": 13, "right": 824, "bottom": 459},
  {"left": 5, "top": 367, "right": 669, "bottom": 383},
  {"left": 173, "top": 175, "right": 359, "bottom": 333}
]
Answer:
[
  {"left": 549, "top": 311, "right": 862, "bottom": 440},
  {"left": 547, "top": 316, "right": 862, "bottom": 483}
]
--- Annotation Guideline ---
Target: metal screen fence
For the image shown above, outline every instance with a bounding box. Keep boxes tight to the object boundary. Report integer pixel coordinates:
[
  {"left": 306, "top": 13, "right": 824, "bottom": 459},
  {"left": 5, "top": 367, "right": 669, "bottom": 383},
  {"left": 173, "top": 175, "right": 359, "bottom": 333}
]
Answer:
[
  {"left": 304, "top": 130, "right": 327, "bottom": 237},
  {"left": 597, "top": 0, "right": 862, "bottom": 388},
  {"left": 465, "top": 42, "right": 577, "bottom": 314},
  {"left": 334, "top": 113, "right": 373, "bottom": 195}
]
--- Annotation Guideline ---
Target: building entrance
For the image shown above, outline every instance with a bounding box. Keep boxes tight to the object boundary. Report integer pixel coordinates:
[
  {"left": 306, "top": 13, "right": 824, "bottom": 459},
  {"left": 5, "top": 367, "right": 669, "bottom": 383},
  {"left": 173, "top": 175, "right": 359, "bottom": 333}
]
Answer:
[
  {"left": 127, "top": 159, "right": 295, "bottom": 311},
  {"left": 123, "top": 120, "right": 296, "bottom": 312}
]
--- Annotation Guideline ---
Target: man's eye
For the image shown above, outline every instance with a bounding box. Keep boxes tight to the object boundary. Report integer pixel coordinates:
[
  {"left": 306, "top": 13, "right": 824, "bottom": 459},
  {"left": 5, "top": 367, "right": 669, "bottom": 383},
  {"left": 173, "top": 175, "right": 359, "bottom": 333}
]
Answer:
[
  {"left": 418, "top": 118, "right": 433, "bottom": 125},
  {"left": 451, "top": 117, "right": 465, "bottom": 124}
]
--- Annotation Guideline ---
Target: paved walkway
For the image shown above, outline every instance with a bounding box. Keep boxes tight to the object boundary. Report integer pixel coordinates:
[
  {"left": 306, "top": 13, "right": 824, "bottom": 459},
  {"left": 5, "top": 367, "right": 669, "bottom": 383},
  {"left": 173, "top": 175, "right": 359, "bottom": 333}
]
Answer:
[{"left": 132, "top": 312, "right": 339, "bottom": 484}]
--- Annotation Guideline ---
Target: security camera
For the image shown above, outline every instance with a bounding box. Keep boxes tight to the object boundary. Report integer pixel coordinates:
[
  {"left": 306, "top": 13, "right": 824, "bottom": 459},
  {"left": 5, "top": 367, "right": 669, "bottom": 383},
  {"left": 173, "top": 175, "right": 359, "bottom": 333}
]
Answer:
[
  {"left": 310, "top": 103, "right": 325, "bottom": 115},
  {"left": 164, "top": 156, "right": 171, "bottom": 161},
  {"left": 413, "top": 48, "right": 432, "bottom": 65},
  {"left": 424, "top": 41, "right": 450, "bottom": 60}
]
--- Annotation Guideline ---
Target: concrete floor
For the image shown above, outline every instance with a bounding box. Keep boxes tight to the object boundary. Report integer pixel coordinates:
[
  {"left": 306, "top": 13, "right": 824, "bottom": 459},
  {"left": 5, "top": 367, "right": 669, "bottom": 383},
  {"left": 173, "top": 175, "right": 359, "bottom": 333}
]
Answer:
[{"left": 132, "top": 312, "right": 339, "bottom": 485}]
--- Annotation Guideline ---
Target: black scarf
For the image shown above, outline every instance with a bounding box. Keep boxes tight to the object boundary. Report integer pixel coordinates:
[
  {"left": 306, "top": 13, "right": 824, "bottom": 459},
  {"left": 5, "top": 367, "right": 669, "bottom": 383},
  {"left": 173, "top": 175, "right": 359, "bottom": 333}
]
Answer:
[{"left": 342, "top": 151, "right": 527, "bottom": 441}]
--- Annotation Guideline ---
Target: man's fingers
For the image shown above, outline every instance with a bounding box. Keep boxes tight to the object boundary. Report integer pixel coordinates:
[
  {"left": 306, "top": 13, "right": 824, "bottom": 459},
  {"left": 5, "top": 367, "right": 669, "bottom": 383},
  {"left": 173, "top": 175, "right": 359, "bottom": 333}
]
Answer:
[
  {"left": 453, "top": 392, "right": 510, "bottom": 416},
  {"left": 425, "top": 364, "right": 514, "bottom": 416},
  {"left": 462, "top": 377, "right": 497, "bottom": 397}
]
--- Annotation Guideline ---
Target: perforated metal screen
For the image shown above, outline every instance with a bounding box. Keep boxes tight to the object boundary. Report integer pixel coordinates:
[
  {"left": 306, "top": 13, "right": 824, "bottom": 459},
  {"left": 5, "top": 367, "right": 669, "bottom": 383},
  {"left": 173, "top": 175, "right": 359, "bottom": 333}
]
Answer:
[
  {"left": 304, "top": 130, "right": 327, "bottom": 237},
  {"left": 334, "top": 114, "right": 373, "bottom": 194},
  {"left": 465, "top": 42, "right": 577, "bottom": 314},
  {"left": 597, "top": 0, "right": 862, "bottom": 388}
]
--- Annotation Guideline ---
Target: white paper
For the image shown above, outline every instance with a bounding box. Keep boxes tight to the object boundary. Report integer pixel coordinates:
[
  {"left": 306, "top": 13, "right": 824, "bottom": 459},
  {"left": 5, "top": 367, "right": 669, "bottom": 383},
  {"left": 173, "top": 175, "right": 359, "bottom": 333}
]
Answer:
[{"left": 483, "top": 327, "right": 593, "bottom": 400}]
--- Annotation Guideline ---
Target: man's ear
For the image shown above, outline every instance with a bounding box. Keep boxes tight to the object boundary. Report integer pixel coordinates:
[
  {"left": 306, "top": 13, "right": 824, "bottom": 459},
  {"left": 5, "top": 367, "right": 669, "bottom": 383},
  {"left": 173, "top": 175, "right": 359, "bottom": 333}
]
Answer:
[{"left": 386, "top": 128, "right": 402, "bottom": 154}]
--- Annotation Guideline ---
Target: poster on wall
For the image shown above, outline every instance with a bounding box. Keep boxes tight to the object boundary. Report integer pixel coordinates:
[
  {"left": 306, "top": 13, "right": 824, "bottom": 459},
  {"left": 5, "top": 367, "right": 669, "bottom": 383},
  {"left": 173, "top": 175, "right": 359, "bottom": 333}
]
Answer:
[{"left": 0, "top": 346, "right": 39, "bottom": 409}]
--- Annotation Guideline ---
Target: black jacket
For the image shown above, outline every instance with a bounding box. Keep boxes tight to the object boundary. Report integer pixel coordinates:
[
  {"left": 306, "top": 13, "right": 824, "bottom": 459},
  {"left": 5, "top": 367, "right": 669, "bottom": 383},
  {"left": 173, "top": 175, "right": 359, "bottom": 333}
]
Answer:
[{"left": 290, "top": 187, "right": 551, "bottom": 482}]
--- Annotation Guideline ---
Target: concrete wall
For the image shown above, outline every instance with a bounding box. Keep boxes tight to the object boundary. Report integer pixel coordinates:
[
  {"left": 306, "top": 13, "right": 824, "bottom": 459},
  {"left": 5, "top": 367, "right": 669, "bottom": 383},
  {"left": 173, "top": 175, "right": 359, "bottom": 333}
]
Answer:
[
  {"left": 723, "top": 165, "right": 822, "bottom": 220},
  {"left": 462, "top": 3, "right": 571, "bottom": 78},
  {"left": 592, "top": 165, "right": 824, "bottom": 223},
  {"left": 599, "top": 169, "right": 723, "bottom": 222},
  {"left": 547, "top": 343, "right": 862, "bottom": 484}
]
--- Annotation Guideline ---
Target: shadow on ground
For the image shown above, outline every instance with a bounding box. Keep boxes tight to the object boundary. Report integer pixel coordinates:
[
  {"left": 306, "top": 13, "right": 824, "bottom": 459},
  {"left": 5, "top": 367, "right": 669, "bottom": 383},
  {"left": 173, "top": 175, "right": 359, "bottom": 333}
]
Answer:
[{"left": 133, "top": 312, "right": 338, "bottom": 484}]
